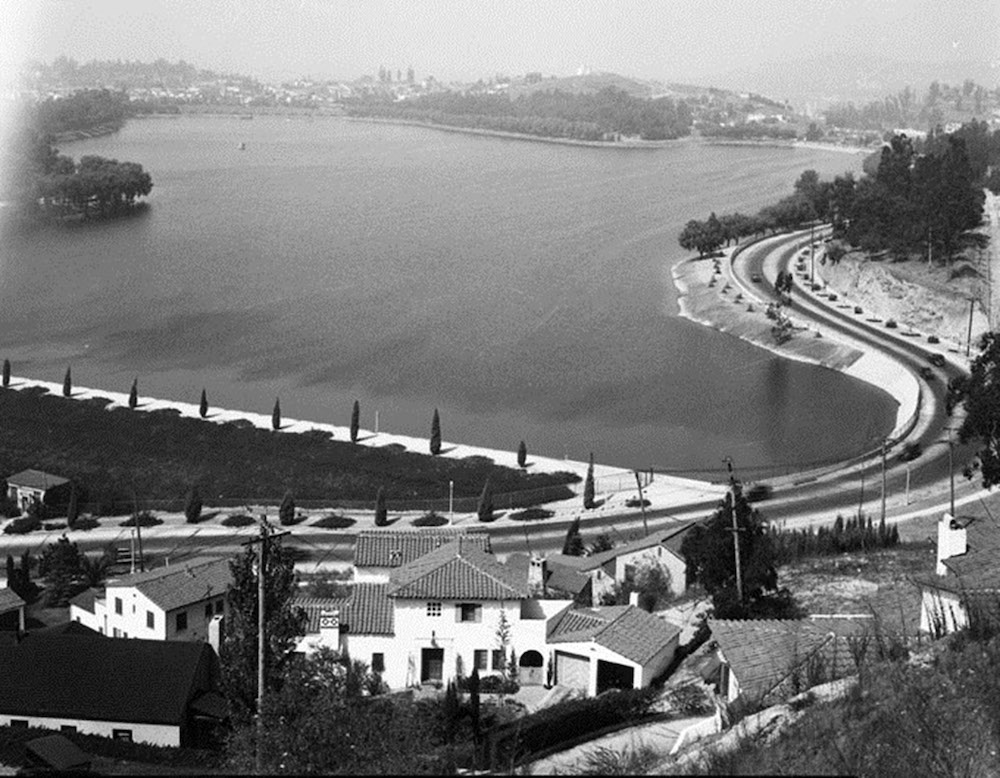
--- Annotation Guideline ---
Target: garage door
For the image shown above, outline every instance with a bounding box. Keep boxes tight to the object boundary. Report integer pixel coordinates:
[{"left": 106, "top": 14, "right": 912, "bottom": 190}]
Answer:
[
  {"left": 555, "top": 650, "right": 589, "bottom": 691},
  {"left": 597, "top": 659, "right": 634, "bottom": 694}
]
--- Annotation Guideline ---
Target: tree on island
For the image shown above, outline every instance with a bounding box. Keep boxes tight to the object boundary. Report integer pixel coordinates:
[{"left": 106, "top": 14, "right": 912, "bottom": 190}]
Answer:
[
  {"left": 220, "top": 522, "right": 307, "bottom": 724},
  {"left": 374, "top": 486, "right": 388, "bottom": 527},
  {"left": 128, "top": 377, "right": 138, "bottom": 409},
  {"left": 271, "top": 397, "right": 281, "bottom": 431},
  {"left": 199, "top": 388, "right": 209, "bottom": 418},
  {"left": 278, "top": 490, "right": 296, "bottom": 526},
  {"left": 62, "top": 366, "right": 72, "bottom": 398},
  {"left": 2, "top": 359, "right": 9, "bottom": 388},
  {"left": 517, "top": 440, "right": 528, "bottom": 468},
  {"left": 477, "top": 477, "right": 494, "bottom": 522},
  {"left": 350, "top": 399, "right": 360, "bottom": 443},
  {"left": 430, "top": 408, "right": 442, "bottom": 455},
  {"left": 184, "top": 485, "right": 202, "bottom": 524},
  {"left": 583, "top": 452, "right": 596, "bottom": 510}
]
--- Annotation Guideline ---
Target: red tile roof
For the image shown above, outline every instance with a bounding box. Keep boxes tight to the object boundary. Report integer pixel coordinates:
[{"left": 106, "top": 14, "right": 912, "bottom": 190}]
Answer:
[
  {"left": 354, "top": 530, "right": 491, "bottom": 569},
  {"left": 387, "top": 541, "right": 528, "bottom": 600},
  {"left": 550, "top": 522, "right": 695, "bottom": 573},
  {"left": 296, "top": 583, "right": 394, "bottom": 636},
  {"left": 918, "top": 517, "right": 1000, "bottom": 594},
  {"left": 548, "top": 605, "right": 681, "bottom": 665},
  {"left": 0, "top": 588, "right": 26, "bottom": 616}
]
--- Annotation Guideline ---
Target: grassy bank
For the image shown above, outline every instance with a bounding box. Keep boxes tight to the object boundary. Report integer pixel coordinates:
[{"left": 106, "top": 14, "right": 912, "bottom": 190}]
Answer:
[{"left": 0, "top": 386, "right": 577, "bottom": 514}]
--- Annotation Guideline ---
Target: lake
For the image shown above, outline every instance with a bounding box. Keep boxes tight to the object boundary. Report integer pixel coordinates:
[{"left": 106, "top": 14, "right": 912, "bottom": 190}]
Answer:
[{"left": 0, "top": 115, "right": 894, "bottom": 477}]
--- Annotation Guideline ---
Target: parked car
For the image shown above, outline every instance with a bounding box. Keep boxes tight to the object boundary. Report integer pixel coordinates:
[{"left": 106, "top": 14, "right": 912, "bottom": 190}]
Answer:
[
  {"left": 928, "top": 353, "right": 946, "bottom": 367},
  {"left": 751, "top": 274, "right": 762, "bottom": 283},
  {"left": 746, "top": 483, "right": 773, "bottom": 502},
  {"left": 854, "top": 306, "right": 863, "bottom": 314},
  {"left": 919, "top": 367, "right": 934, "bottom": 381}
]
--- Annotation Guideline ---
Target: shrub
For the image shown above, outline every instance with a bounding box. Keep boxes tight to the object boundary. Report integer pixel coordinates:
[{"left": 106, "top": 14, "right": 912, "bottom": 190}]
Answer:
[
  {"left": 886, "top": 319, "right": 898, "bottom": 329},
  {"left": 508, "top": 507, "right": 554, "bottom": 521},
  {"left": 279, "top": 490, "right": 296, "bottom": 525},
  {"left": 517, "top": 440, "right": 527, "bottom": 468},
  {"left": 70, "top": 516, "right": 100, "bottom": 531},
  {"left": 625, "top": 498, "right": 650, "bottom": 508},
  {"left": 222, "top": 513, "right": 256, "bottom": 527},
  {"left": 119, "top": 511, "right": 162, "bottom": 528},
  {"left": 3, "top": 516, "right": 41, "bottom": 535},
  {"left": 313, "top": 513, "right": 356, "bottom": 529},
  {"left": 43, "top": 522, "right": 67, "bottom": 531},
  {"left": 928, "top": 334, "right": 940, "bottom": 344},
  {"left": 457, "top": 674, "right": 519, "bottom": 695},
  {"left": 412, "top": 511, "right": 449, "bottom": 527},
  {"left": 184, "top": 485, "right": 203, "bottom": 524}
]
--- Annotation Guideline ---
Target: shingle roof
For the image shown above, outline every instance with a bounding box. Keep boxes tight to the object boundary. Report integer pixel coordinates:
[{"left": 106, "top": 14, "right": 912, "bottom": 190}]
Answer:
[
  {"left": 296, "top": 583, "right": 394, "bottom": 636},
  {"left": 387, "top": 540, "right": 528, "bottom": 600},
  {"left": 709, "top": 619, "right": 861, "bottom": 705},
  {"left": 0, "top": 587, "right": 26, "bottom": 615},
  {"left": 554, "top": 522, "right": 696, "bottom": 572},
  {"left": 108, "top": 557, "right": 231, "bottom": 612},
  {"left": 68, "top": 587, "right": 101, "bottom": 615},
  {"left": 0, "top": 632, "right": 216, "bottom": 726},
  {"left": 918, "top": 517, "right": 1000, "bottom": 594},
  {"left": 548, "top": 605, "right": 681, "bottom": 665},
  {"left": 5, "top": 469, "right": 70, "bottom": 490},
  {"left": 354, "top": 530, "right": 492, "bottom": 568}
]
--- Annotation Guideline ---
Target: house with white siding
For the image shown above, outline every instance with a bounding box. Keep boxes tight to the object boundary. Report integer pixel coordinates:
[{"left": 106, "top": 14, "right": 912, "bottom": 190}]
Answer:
[{"left": 69, "top": 557, "right": 230, "bottom": 644}]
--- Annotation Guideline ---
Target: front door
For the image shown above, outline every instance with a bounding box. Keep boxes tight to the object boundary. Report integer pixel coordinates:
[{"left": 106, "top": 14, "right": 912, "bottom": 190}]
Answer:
[{"left": 421, "top": 648, "right": 444, "bottom": 683}]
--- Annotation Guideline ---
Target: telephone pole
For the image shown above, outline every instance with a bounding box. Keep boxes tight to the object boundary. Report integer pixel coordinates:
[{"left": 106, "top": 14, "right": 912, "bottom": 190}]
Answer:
[
  {"left": 723, "top": 457, "right": 744, "bottom": 604},
  {"left": 946, "top": 427, "right": 956, "bottom": 517},
  {"left": 966, "top": 297, "right": 975, "bottom": 357},
  {"left": 634, "top": 471, "right": 649, "bottom": 537},
  {"left": 880, "top": 439, "right": 888, "bottom": 523}
]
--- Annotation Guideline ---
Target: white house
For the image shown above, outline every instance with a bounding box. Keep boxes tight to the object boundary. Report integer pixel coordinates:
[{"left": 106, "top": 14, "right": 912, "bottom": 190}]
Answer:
[
  {"left": 352, "top": 530, "right": 492, "bottom": 582},
  {"left": 70, "top": 557, "right": 230, "bottom": 644},
  {"left": 5, "top": 469, "right": 72, "bottom": 514},
  {"left": 0, "top": 627, "right": 226, "bottom": 747},
  {"left": 917, "top": 513, "right": 1000, "bottom": 635},
  {"left": 547, "top": 522, "right": 694, "bottom": 606}
]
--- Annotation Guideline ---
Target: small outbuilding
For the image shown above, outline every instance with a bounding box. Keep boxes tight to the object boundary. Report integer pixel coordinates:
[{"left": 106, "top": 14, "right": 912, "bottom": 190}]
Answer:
[
  {"left": 5, "top": 469, "right": 72, "bottom": 514},
  {"left": 24, "top": 734, "right": 92, "bottom": 773}
]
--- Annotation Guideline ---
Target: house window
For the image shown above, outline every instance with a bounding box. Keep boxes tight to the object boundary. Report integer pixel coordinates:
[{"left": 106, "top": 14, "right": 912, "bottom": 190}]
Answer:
[
  {"left": 114, "top": 597, "right": 123, "bottom": 615},
  {"left": 10, "top": 720, "right": 28, "bottom": 729},
  {"left": 112, "top": 628, "right": 120, "bottom": 638},
  {"left": 426, "top": 602, "right": 442, "bottom": 617},
  {"left": 60, "top": 725, "right": 77, "bottom": 734},
  {"left": 372, "top": 653, "right": 385, "bottom": 673},
  {"left": 176, "top": 611, "right": 188, "bottom": 632},
  {"left": 458, "top": 603, "right": 481, "bottom": 623},
  {"left": 215, "top": 599, "right": 225, "bottom": 614},
  {"left": 624, "top": 564, "right": 637, "bottom": 584},
  {"left": 205, "top": 603, "right": 213, "bottom": 620},
  {"left": 474, "top": 649, "right": 488, "bottom": 671},
  {"left": 112, "top": 729, "right": 133, "bottom": 743},
  {"left": 146, "top": 611, "right": 155, "bottom": 629},
  {"left": 492, "top": 649, "right": 505, "bottom": 671}
]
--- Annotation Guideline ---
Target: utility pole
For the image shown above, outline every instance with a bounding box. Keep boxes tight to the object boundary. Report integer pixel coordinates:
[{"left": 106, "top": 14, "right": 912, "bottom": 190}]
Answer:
[
  {"left": 634, "top": 471, "right": 649, "bottom": 537},
  {"left": 966, "top": 297, "right": 975, "bottom": 357},
  {"left": 880, "top": 439, "right": 888, "bottom": 524},
  {"left": 858, "top": 465, "right": 865, "bottom": 518},
  {"left": 947, "top": 427, "right": 956, "bottom": 517},
  {"left": 905, "top": 462, "right": 911, "bottom": 505},
  {"left": 810, "top": 225, "right": 815, "bottom": 288},
  {"left": 448, "top": 480, "right": 454, "bottom": 525},
  {"left": 723, "top": 457, "right": 743, "bottom": 604}
]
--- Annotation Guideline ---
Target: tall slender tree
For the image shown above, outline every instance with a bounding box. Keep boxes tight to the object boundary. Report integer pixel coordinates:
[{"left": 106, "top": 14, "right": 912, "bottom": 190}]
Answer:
[
  {"left": 62, "top": 366, "right": 72, "bottom": 398},
  {"left": 278, "top": 490, "right": 295, "bottom": 525},
  {"left": 374, "top": 486, "right": 388, "bottom": 527},
  {"left": 517, "top": 440, "right": 528, "bottom": 468},
  {"left": 350, "top": 400, "right": 360, "bottom": 443},
  {"left": 184, "top": 485, "right": 203, "bottom": 524},
  {"left": 2, "top": 359, "right": 10, "bottom": 388},
  {"left": 562, "top": 516, "right": 584, "bottom": 556},
  {"left": 271, "top": 397, "right": 281, "bottom": 431},
  {"left": 477, "top": 477, "right": 494, "bottom": 522},
  {"left": 430, "top": 408, "right": 442, "bottom": 455},
  {"left": 583, "top": 452, "right": 596, "bottom": 509},
  {"left": 199, "top": 388, "right": 209, "bottom": 418},
  {"left": 65, "top": 484, "right": 79, "bottom": 529},
  {"left": 128, "top": 377, "right": 138, "bottom": 409}
]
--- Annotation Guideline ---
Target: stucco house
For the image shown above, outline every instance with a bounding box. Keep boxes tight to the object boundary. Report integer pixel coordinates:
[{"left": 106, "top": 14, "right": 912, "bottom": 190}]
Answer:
[
  {"left": 546, "top": 522, "right": 695, "bottom": 606},
  {"left": 0, "top": 588, "right": 26, "bottom": 633},
  {"left": 916, "top": 512, "right": 1000, "bottom": 635},
  {"left": 70, "top": 557, "right": 230, "bottom": 644},
  {"left": 352, "top": 529, "right": 492, "bottom": 582},
  {"left": 0, "top": 626, "right": 226, "bottom": 747},
  {"left": 4, "top": 469, "right": 72, "bottom": 514}
]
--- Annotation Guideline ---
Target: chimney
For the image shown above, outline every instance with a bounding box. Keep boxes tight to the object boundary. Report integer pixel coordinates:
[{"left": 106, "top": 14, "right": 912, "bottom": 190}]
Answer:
[
  {"left": 528, "top": 554, "right": 546, "bottom": 594},
  {"left": 937, "top": 513, "right": 968, "bottom": 576},
  {"left": 319, "top": 609, "right": 340, "bottom": 648},
  {"left": 629, "top": 591, "right": 641, "bottom": 609},
  {"left": 208, "top": 614, "right": 224, "bottom": 655}
]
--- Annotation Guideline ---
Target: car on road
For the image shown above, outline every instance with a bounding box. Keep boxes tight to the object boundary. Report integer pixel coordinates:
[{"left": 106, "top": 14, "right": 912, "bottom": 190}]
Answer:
[
  {"left": 746, "top": 483, "right": 773, "bottom": 502},
  {"left": 927, "top": 353, "right": 946, "bottom": 367},
  {"left": 751, "top": 273, "right": 762, "bottom": 283},
  {"left": 919, "top": 366, "right": 935, "bottom": 381},
  {"left": 899, "top": 441, "right": 922, "bottom": 462}
]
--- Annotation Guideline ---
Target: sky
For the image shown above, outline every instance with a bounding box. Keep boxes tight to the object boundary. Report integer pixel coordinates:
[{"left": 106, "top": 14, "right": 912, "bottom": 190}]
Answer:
[{"left": 2, "top": 0, "right": 998, "bottom": 87}]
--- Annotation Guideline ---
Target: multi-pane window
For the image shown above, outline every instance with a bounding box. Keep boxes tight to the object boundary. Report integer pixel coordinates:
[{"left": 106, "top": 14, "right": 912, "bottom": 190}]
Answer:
[
  {"left": 176, "top": 611, "right": 188, "bottom": 632},
  {"left": 426, "top": 602, "right": 442, "bottom": 617},
  {"left": 492, "top": 650, "right": 505, "bottom": 672},
  {"left": 112, "top": 729, "right": 133, "bottom": 743},
  {"left": 474, "top": 650, "right": 488, "bottom": 671},
  {"left": 146, "top": 611, "right": 154, "bottom": 630},
  {"left": 372, "top": 653, "right": 385, "bottom": 673},
  {"left": 114, "top": 597, "right": 123, "bottom": 615},
  {"left": 458, "top": 603, "right": 481, "bottom": 622}
]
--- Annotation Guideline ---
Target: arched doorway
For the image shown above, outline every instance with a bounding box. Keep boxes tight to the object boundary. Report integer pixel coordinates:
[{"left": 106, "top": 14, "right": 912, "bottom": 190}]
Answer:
[{"left": 519, "top": 650, "right": 544, "bottom": 686}]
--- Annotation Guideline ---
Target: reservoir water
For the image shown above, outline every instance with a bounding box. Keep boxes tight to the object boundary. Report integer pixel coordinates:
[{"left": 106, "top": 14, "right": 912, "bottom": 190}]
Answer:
[{"left": 0, "top": 116, "right": 895, "bottom": 477}]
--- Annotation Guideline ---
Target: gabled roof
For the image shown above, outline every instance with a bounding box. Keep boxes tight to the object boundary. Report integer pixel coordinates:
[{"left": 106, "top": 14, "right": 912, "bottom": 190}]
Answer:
[
  {"left": 68, "top": 587, "right": 101, "bottom": 615},
  {"left": 548, "top": 605, "right": 681, "bottom": 665},
  {"left": 387, "top": 540, "right": 528, "bottom": 600},
  {"left": 107, "top": 557, "right": 231, "bottom": 612},
  {"left": 504, "top": 553, "right": 590, "bottom": 597},
  {"left": 0, "top": 587, "right": 26, "bottom": 616},
  {"left": 5, "top": 469, "right": 70, "bottom": 490},
  {"left": 918, "top": 516, "right": 1000, "bottom": 594},
  {"left": 297, "top": 583, "right": 394, "bottom": 636},
  {"left": 0, "top": 632, "right": 216, "bottom": 726},
  {"left": 709, "top": 618, "right": 862, "bottom": 705},
  {"left": 354, "top": 530, "right": 492, "bottom": 568},
  {"left": 550, "top": 522, "right": 696, "bottom": 573},
  {"left": 25, "top": 735, "right": 91, "bottom": 772}
]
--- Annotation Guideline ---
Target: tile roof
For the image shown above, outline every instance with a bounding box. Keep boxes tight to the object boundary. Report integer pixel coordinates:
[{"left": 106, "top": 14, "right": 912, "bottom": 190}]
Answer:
[
  {"left": 919, "top": 517, "right": 1000, "bottom": 594},
  {"left": 296, "top": 583, "right": 394, "bottom": 636},
  {"left": 554, "top": 522, "right": 696, "bottom": 572},
  {"left": 107, "top": 557, "right": 232, "bottom": 612},
  {"left": 0, "top": 587, "right": 26, "bottom": 615},
  {"left": 387, "top": 540, "right": 528, "bottom": 600},
  {"left": 5, "top": 469, "right": 70, "bottom": 490},
  {"left": 709, "top": 619, "right": 861, "bottom": 705},
  {"left": 0, "top": 632, "right": 217, "bottom": 726},
  {"left": 354, "top": 530, "right": 492, "bottom": 568},
  {"left": 548, "top": 605, "right": 681, "bottom": 665},
  {"left": 503, "top": 553, "right": 588, "bottom": 596},
  {"left": 68, "top": 587, "right": 101, "bottom": 615}
]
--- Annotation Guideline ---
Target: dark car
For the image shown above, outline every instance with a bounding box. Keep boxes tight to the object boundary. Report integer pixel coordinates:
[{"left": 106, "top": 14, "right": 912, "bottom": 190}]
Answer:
[
  {"left": 919, "top": 366, "right": 934, "bottom": 381},
  {"left": 928, "top": 353, "right": 946, "bottom": 367},
  {"left": 746, "top": 483, "right": 773, "bottom": 502},
  {"left": 899, "top": 441, "right": 922, "bottom": 462},
  {"left": 751, "top": 273, "right": 762, "bottom": 283}
]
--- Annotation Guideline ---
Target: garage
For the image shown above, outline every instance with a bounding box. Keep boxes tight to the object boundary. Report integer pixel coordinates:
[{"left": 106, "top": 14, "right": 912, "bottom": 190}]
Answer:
[
  {"left": 596, "top": 659, "right": 635, "bottom": 694},
  {"left": 555, "top": 650, "right": 589, "bottom": 690}
]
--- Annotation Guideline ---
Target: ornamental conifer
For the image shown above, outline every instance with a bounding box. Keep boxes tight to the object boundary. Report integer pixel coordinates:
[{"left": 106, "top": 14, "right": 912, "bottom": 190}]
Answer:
[
  {"left": 517, "top": 440, "right": 527, "bottom": 468},
  {"left": 430, "top": 408, "right": 441, "bottom": 455},
  {"left": 583, "top": 452, "right": 596, "bottom": 509},
  {"left": 350, "top": 400, "right": 360, "bottom": 443},
  {"left": 477, "top": 477, "right": 494, "bottom": 522},
  {"left": 272, "top": 397, "right": 281, "bottom": 430},
  {"left": 184, "top": 485, "right": 203, "bottom": 524},
  {"left": 374, "top": 487, "right": 388, "bottom": 527},
  {"left": 199, "top": 388, "right": 209, "bottom": 418},
  {"left": 62, "top": 366, "right": 72, "bottom": 398},
  {"left": 128, "top": 378, "right": 138, "bottom": 409},
  {"left": 2, "top": 359, "right": 10, "bottom": 388},
  {"left": 279, "top": 490, "right": 295, "bottom": 525}
]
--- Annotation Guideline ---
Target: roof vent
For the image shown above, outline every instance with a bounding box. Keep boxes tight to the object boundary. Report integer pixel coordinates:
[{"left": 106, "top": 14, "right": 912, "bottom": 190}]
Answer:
[{"left": 388, "top": 550, "right": 402, "bottom": 566}]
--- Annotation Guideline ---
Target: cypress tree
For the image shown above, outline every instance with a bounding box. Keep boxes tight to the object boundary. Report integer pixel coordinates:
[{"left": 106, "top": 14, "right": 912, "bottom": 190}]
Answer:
[
  {"left": 350, "top": 399, "right": 360, "bottom": 443},
  {"left": 443, "top": 680, "right": 460, "bottom": 743},
  {"left": 66, "top": 484, "right": 79, "bottom": 529},
  {"left": 517, "top": 440, "right": 527, "bottom": 468},
  {"left": 477, "top": 477, "right": 494, "bottom": 522},
  {"left": 583, "top": 452, "right": 596, "bottom": 509},
  {"left": 469, "top": 668, "right": 481, "bottom": 742},
  {"left": 5, "top": 555, "right": 14, "bottom": 589},
  {"left": 199, "top": 388, "right": 209, "bottom": 418},
  {"left": 2, "top": 358, "right": 9, "bottom": 388},
  {"left": 62, "top": 366, "right": 72, "bottom": 398},
  {"left": 430, "top": 408, "right": 441, "bottom": 455},
  {"left": 374, "top": 487, "right": 388, "bottom": 527},
  {"left": 562, "top": 516, "right": 584, "bottom": 556},
  {"left": 128, "top": 377, "right": 138, "bottom": 409},
  {"left": 184, "top": 485, "right": 203, "bottom": 524},
  {"left": 272, "top": 397, "right": 281, "bottom": 430},
  {"left": 279, "top": 490, "right": 296, "bottom": 525},
  {"left": 20, "top": 550, "right": 31, "bottom": 588}
]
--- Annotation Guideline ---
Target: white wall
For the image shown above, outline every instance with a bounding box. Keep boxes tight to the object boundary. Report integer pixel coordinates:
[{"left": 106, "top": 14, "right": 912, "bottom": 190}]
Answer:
[
  {"left": 920, "top": 588, "right": 966, "bottom": 634},
  {"left": 70, "top": 599, "right": 106, "bottom": 634},
  {"left": 639, "top": 635, "right": 679, "bottom": 687},
  {"left": 0, "top": 714, "right": 180, "bottom": 747},
  {"left": 95, "top": 585, "right": 226, "bottom": 642}
]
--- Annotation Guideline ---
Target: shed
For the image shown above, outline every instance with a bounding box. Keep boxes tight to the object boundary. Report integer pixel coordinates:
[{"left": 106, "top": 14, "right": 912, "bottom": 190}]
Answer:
[{"left": 24, "top": 734, "right": 92, "bottom": 772}]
